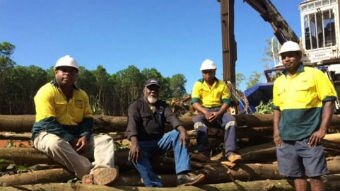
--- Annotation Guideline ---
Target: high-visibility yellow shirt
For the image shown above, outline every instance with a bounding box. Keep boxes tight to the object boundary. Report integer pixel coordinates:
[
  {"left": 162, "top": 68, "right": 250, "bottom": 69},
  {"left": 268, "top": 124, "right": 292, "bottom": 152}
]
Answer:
[
  {"left": 34, "top": 81, "right": 93, "bottom": 125},
  {"left": 191, "top": 78, "right": 231, "bottom": 108},
  {"left": 273, "top": 65, "right": 337, "bottom": 140}
]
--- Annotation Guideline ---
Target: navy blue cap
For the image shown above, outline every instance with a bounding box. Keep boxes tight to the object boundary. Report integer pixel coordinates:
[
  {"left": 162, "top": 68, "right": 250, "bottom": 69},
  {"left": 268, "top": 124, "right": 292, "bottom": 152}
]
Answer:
[{"left": 144, "top": 78, "right": 160, "bottom": 87}]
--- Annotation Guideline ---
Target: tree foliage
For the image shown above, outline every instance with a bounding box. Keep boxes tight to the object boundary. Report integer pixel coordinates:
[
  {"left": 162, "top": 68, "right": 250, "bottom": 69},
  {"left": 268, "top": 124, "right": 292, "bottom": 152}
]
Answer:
[
  {"left": 0, "top": 42, "right": 188, "bottom": 115},
  {"left": 246, "top": 71, "right": 263, "bottom": 89}
]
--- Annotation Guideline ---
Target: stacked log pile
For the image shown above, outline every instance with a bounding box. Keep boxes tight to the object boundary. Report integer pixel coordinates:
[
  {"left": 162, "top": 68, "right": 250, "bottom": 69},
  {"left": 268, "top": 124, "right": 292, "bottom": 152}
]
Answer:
[{"left": 0, "top": 114, "right": 340, "bottom": 190}]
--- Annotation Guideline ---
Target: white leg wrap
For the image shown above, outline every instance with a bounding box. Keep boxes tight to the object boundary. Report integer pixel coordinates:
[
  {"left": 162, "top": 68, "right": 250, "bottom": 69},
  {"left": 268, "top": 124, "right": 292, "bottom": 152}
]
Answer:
[
  {"left": 225, "top": 121, "right": 235, "bottom": 130},
  {"left": 194, "top": 122, "right": 207, "bottom": 131}
]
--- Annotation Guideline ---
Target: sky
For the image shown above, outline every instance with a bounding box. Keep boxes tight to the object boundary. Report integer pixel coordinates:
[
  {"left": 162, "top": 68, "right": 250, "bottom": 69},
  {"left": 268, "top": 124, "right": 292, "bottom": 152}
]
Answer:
[{"left": 0, "top": 0, "right": 302, "bottom": 92}]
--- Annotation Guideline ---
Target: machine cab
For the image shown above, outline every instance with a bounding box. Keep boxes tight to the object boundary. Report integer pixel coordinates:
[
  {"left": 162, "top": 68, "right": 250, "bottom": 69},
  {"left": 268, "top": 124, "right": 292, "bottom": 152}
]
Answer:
[
  {"left": 300, "top": 0, "right": 340, "bottom": 66},
  {"left": 300, "top": 0, "right": 340, "bottom": 112}
]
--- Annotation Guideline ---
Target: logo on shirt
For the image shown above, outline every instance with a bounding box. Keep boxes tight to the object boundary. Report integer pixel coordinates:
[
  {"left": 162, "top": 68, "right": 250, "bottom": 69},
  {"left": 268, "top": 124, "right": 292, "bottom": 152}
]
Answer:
[{"left": 75, "top": 100, "right": 84, "bottom": 109}]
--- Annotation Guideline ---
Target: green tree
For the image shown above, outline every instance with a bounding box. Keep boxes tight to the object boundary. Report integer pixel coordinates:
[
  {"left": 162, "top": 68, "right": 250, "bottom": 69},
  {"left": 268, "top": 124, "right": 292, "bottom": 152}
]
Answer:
[
  {"left": 115, "top": 65, "right": 144, "bottom": 115},
  {"left": 0, "top": 42, "right": 16, "bottom": 71},
  {"left": 0, "top": 42, "right": 16, "bottom": 114},
  {"left": 236, "top": 73, "right": 245, "bottom": 90},
  {"left": 5, "top": 65, "right": 47, "bottom": 114},
  {"left": 262, "top": 38, "right": 281, "bottom": 69},
  {"left": 91, "top": 65, "right": 111, "bottom": 114},
  {"left": 246, "top": 71, "right": 263, "bottom": 89},
  {"left": 168, "top": 74, "right": 187, "bottom": 99}
]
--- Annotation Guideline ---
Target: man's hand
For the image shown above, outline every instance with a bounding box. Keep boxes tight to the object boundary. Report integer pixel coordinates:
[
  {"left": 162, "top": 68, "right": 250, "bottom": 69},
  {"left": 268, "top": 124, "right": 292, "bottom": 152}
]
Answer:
[
  {"left": 273, "top": 132, "right": 282, "bottom": 147},
  {"left": 129, "top": 137, "right": 140, "bottom": 163},
  {"left": 177, "top": 126, "right": 190, "bottom": 147},
  {"left": 204, "top": 111, "right": 216, "bottom": 123},
  {"left": 211, "top": 111, "right": 224, "bottom": 121},
  {"left": 308, "top": 129, "right": 326, "bottom": 147},
  {"left": 72, "top": 136, "right": 88, "bottom": 153}
]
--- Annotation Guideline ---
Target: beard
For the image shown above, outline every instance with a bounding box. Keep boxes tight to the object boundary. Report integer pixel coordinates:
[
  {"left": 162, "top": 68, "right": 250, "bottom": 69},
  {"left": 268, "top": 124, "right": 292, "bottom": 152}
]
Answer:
[{"left": 147, "top": 96, "right": 158, "bottom": 104}]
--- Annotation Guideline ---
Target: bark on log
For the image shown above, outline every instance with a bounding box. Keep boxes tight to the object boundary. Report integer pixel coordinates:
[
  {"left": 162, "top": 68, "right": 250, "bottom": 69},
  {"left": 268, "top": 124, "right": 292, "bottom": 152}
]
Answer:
[
  {"left": 1, "top": 148, "right": 340, "bottom": 186},
  {"left": 1, "top": 175, "right": 340, "bottom": 191},
  {"left": 2, "top": 114, "right": 340, "bottom": 133},
  {"left": 0, "top": 148, "right": 132, "bottom": 169},
  {"left": 239, "top": 141, "right": 340, "bottom": 163},
  {"left": 0, "top": 132, "right": 31, "bottom": 140},
  {"left": 0, "top": 168, "right": 73, "bottom": 186},
  {"left": 238, "top": 142, "right": 276, "bottom": 163},
  {"left": 1, "top": 165, "right": 340, "bottom": 188}
]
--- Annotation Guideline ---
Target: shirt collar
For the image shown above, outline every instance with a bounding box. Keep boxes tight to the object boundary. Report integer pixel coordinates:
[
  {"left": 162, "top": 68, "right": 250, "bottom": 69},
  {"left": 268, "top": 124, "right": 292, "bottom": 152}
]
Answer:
[
  {"left": 282, "top": 63, "right": 304, "bottom": 76},
  {"left": 51, "top": 78, "right": 78, "bottom": 89}
]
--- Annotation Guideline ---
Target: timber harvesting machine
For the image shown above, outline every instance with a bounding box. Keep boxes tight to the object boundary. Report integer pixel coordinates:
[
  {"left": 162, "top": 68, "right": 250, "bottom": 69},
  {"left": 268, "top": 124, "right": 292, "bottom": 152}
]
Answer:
[{"left": 234, "top": 0, "right": 340, "bottom": 114}]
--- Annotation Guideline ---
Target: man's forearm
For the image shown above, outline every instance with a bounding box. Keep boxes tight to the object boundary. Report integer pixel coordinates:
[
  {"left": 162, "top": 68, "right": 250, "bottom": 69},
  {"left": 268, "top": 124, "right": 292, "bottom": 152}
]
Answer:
[
  {"left": 218, "top": 104, "right": 228, "bottom": 114},
  {"left": 273, "top": 110, "right": 281, "bottom": 135},
  {"left": 320, "top": 101, "right": 334, "bottom": 132},
  {"left": 192, "top": 103, "right": 207, "bottom": 114}
]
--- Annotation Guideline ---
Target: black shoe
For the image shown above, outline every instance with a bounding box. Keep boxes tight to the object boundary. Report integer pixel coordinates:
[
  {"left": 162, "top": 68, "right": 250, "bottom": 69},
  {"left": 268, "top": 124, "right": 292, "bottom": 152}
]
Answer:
[{"left": 177, "top": 172, "right": 206, "bottom": 186}]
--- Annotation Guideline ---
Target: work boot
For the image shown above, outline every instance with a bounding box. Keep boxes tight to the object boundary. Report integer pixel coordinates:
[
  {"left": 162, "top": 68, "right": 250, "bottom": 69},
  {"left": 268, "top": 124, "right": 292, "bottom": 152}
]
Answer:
[
  {"left": 226, "top": 152, "right": 242, "bottom": 163},
  {"left": 82, "top": 167, "right": 119, "bottom": 185},
  {"left": 177, "top": 172, "right": 206, "bottom": 186}
]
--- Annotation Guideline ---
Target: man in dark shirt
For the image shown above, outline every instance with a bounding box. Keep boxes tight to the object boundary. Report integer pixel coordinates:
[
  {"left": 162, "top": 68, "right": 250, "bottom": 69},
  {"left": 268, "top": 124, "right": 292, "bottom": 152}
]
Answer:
[{"left": 125, "top": 79, "right": 206, "bottom": 187}]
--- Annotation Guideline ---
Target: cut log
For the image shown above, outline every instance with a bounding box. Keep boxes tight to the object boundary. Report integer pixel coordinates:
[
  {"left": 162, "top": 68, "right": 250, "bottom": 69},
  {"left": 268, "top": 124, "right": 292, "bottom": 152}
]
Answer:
[
  {"left": 1, "top": 165, "right": 340, "bottom": 188},
  {"left": 1, "top": 175, "right": 340, "bottom": 191},
  {"left": 239, "top": 141, "right": 340, "bottom": 163},
  {"left": 0, "top": 148, "right": 132, "bottom": 169},
  {"left": 0, "top": 132, "right": 31, "bottom": 140},
  {"left": 1, "top": 114, "right": 339, "bottom": 133},
  {"left": 0, "top": 168, "right": 73, "bottom": 186},
  {"left": 324, "top": 133, "right": 340, "bottom": 143},
  {"left": 238, "top": 142, "right": 276, "bottom": 163},
  {"left": 321, "top": 139, "right": 340, "bottom": 153}
]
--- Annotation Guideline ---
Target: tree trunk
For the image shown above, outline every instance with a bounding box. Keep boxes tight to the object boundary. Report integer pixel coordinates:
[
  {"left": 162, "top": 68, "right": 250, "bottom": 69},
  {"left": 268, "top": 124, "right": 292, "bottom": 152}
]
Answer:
[
  {"left": 1, "top": 114, "right": 339, "bottom": 133},
  {"left": 324, "top": 133, "right": 340, "bottom": 143},
  {"left": 1, "top": 149, "right": 340, "bottom": 187},
  {"left": 238, "top": 142, "right": 276, "bottom": 163},
  {"left": 1, "top": 170, "right": 339, "bottom": 190},
  {"left": 0, "top": 168, "right": 73, "bottom": 186}
]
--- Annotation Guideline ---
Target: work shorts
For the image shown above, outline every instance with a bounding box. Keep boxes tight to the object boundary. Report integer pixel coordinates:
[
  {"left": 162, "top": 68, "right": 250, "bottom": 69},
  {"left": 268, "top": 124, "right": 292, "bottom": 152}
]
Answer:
[{"left": 276, "top": 138, "right": 328, "bottom": 178}]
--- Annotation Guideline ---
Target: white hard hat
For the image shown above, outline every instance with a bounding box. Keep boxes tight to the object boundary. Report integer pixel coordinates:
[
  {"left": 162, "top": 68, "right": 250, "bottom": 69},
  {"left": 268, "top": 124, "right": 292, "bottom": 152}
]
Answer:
[
  {"left": 54, "top": 55, "right": 79, "bottom": 70},
  {"left": 200, "top": 59, "right": 217, "bottom": 71},
  {"left": 279, "top": 41, "right": 302, "bottom": 54}
]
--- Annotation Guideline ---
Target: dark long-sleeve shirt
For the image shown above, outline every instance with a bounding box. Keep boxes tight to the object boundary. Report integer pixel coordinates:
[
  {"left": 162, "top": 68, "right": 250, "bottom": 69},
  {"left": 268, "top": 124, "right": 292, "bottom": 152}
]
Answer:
[{"left": 125, "top": 98, "right": 182, "bottom": 141}]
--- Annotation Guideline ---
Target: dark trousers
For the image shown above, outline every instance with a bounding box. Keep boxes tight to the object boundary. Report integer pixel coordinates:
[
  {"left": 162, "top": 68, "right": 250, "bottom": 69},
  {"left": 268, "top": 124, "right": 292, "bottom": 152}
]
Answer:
[{"left": 192, "top": 108, "right": 237, "bottom": 155}]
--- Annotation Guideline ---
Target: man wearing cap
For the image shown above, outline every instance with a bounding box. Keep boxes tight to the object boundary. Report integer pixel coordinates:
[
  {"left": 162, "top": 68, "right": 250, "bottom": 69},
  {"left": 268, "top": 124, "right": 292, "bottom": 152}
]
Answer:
[
  {"left": 191, "top": 59, "right": 241, "bottom": 163},
  {"left": 273, "top": 41, "right": 337, "bottom": 191},
  {"left": 125, "top": 79, "right": 206, "bottom": 187},
  {"left": 32, "top": 55, "right": 118, "bottom": 185}
]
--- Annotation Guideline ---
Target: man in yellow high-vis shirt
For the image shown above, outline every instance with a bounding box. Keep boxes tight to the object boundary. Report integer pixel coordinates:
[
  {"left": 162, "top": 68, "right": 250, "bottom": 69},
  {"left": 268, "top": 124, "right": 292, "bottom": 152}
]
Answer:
[
  {"left": 32, "top": 55, "right": 118, "bottom": 185},
  {"left": 191, "top": 59, "right": 241, "bottom": 163},
  {"left": 273, "top": 41, "right": 337, "bottom": 191}
]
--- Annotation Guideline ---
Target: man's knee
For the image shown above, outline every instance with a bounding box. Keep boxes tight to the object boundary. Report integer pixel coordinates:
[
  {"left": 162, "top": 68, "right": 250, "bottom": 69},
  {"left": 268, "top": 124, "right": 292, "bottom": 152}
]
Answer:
[
  {"left": 34, "top": 132, "right": 68, "bottom": 152},
  {"left": 194, "top": 122, "right": 207, "bottom": 132},
  {"left": 222, "top": 114, "right": 236, "bottom": 130},
  {"left": 224, "top": 120, "right": 236, "bottom": 130},
  {"left": 95, "top": 134, "right": 114, "bottom": 143},
  {"left": 47, "top": 138, "right": 70, "bottom": 152}
]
